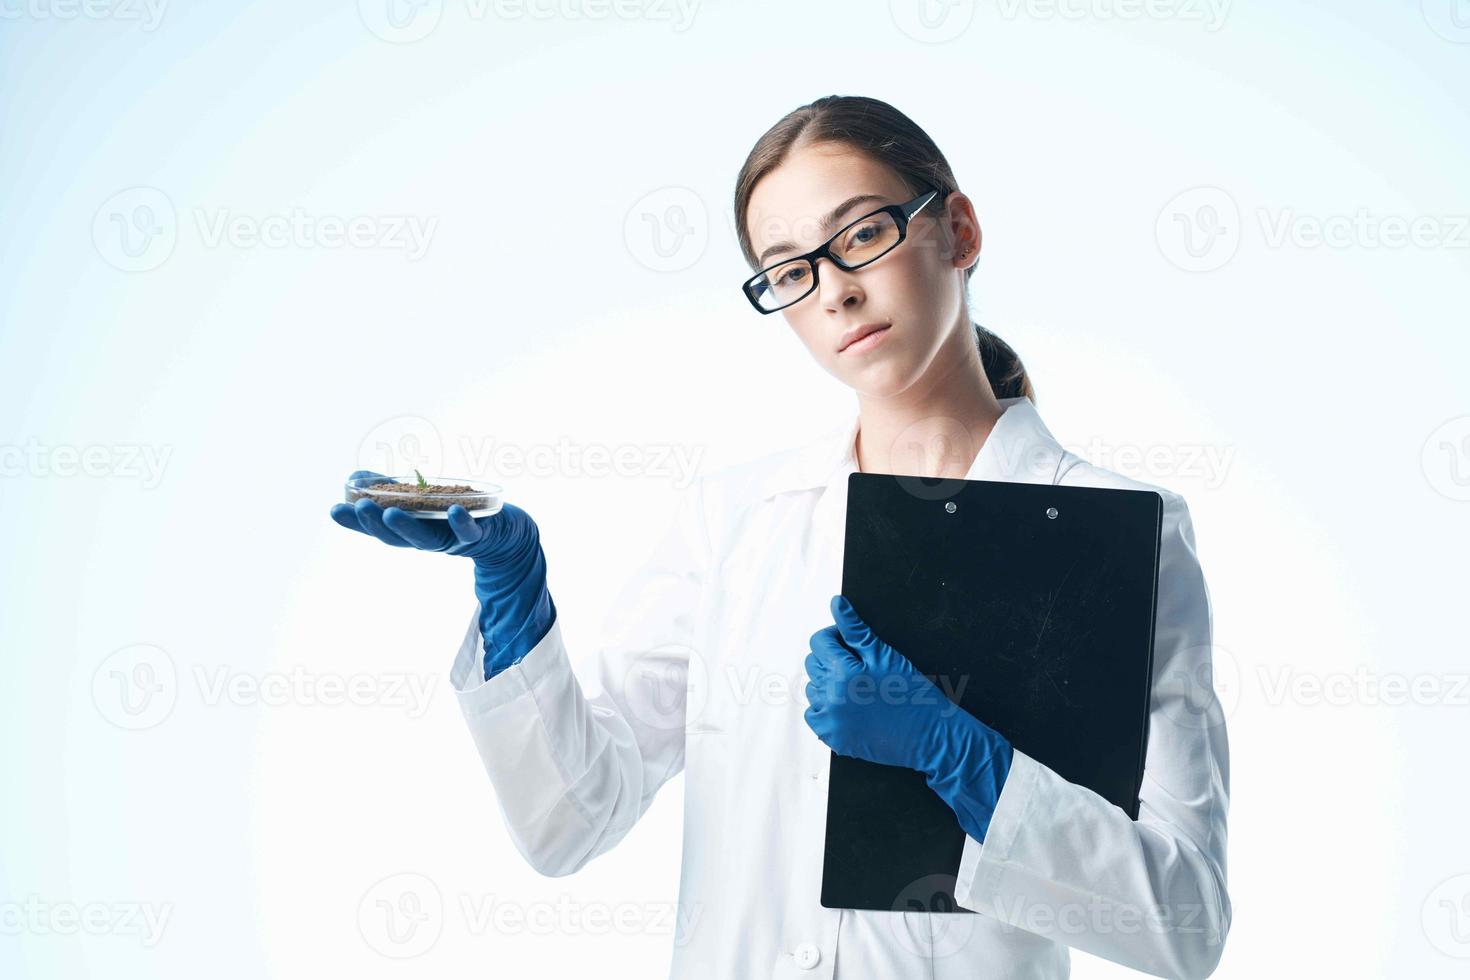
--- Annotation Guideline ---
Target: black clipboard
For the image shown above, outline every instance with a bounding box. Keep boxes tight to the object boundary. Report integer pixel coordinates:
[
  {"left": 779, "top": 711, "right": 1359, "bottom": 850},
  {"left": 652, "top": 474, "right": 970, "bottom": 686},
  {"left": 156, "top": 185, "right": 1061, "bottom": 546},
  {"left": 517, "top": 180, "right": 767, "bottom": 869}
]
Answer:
[{"left": 820, "top": 472, "right": 1163, "bottom": 913}]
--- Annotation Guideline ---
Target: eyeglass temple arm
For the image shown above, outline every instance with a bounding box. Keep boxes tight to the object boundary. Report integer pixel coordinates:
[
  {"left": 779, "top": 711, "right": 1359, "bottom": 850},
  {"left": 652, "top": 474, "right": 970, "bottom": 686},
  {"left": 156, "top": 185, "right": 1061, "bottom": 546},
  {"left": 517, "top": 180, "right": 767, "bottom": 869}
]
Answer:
[{"left": 907, "top": 188, "right": 941, "bottom": 219}]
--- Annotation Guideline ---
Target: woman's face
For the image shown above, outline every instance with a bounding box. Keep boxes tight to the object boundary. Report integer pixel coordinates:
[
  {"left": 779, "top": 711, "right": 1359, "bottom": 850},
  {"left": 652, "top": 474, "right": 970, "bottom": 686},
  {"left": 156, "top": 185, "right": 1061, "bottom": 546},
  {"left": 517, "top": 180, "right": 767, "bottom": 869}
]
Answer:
[{"left": 744, "top": 142, "right": 979, "bottom": 397}]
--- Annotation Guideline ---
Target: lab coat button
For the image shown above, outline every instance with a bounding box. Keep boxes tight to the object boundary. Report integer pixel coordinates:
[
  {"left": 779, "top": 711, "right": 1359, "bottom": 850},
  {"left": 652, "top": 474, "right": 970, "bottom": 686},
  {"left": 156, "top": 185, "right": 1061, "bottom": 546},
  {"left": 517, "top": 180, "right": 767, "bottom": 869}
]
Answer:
[{"left": 793, "top": 942, "right": 821, "bottom": 969}]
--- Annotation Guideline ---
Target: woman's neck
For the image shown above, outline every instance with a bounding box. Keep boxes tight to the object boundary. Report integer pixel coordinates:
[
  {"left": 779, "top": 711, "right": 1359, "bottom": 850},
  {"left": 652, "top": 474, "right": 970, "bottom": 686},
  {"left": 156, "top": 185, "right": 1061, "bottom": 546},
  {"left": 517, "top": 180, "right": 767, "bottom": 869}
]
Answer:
[{"left": 853, "top": 329, "right": 1004, "bottom": 481}]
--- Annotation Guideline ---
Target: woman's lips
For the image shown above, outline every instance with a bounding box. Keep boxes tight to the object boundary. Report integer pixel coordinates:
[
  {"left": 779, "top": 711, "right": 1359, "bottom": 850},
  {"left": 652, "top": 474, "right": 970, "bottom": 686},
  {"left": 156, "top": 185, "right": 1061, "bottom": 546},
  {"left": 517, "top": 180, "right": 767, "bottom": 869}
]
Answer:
[{"left": 841, "top": 325, "right": 891, "bottom": 354}]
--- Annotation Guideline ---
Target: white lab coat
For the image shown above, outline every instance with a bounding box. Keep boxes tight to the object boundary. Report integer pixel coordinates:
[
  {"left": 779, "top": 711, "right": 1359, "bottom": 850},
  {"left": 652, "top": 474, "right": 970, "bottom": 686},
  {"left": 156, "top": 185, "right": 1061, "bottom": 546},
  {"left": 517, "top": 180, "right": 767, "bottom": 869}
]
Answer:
[{"left": 447, "top": 395, "right": 1232, "bottom": 979}]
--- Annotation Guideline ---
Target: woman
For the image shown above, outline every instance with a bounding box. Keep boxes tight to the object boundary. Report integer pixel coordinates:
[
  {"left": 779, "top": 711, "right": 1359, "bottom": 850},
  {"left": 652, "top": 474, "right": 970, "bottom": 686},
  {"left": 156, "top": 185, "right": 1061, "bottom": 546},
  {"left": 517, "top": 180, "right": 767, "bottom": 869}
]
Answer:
[{"left": 331, "top": 95, "right": 1231, "bottom": 979}]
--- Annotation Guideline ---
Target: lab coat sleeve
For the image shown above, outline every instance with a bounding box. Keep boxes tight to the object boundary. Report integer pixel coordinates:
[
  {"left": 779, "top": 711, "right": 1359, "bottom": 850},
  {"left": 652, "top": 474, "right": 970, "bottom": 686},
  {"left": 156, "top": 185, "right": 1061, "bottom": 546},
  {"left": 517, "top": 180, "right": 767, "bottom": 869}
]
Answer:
[
  {"left": 445, "top": 477, "right": 712, "bottom": 878},
  {"left": 952, "top": 492, "right": 1232, "bottom": 980}
]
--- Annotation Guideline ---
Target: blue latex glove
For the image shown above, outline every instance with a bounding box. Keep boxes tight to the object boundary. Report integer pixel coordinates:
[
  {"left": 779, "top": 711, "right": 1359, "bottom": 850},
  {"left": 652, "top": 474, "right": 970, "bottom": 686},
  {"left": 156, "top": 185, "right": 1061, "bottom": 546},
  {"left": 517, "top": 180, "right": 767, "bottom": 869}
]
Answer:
[
  {"left": 330, "top": 470, "right": 556, "bottom": 681},
  {"left": 804, "top": 594, "right": 1014, "bottom": 843}
]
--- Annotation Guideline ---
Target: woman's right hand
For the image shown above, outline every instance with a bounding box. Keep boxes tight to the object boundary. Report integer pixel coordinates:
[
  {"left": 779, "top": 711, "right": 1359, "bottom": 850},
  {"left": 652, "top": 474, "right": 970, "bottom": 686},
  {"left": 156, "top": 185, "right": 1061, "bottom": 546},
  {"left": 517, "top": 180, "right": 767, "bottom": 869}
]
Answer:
[
  {"left": 329, "top": 469, "right": 539, "bottom": 565},
  {"left": 330, "top": 470, "right": 557, "bottom": 679}
]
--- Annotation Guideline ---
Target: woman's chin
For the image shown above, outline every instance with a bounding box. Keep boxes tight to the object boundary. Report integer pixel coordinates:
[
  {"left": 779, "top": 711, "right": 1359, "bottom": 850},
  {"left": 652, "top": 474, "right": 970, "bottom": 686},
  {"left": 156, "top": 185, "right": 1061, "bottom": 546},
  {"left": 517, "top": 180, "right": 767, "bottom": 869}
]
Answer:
[{"left": 836, "top": 359, "right": 913, "bottom": 396}]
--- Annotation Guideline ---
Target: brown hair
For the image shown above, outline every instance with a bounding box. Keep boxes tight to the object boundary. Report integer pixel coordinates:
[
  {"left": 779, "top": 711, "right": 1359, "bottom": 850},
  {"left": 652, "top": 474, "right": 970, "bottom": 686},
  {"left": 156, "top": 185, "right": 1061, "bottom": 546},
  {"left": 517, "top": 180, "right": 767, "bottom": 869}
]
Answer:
[{"left": 733, "top": 94, "right": 1035, "bottom": 404}]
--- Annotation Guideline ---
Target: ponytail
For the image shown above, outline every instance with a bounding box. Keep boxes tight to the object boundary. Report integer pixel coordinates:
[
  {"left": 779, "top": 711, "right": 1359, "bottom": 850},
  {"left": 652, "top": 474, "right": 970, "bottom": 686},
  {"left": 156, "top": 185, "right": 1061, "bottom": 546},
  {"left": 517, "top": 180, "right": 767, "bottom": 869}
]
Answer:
[{"left": 974, "top": 323, "right": 1035, "bottom": 404}]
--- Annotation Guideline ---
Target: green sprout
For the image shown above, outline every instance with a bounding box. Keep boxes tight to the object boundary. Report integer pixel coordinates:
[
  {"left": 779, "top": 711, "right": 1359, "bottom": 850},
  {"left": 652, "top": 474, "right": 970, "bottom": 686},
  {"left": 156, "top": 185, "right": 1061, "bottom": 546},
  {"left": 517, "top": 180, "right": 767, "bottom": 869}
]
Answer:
[{"left": 414, "top": 468, "right": 428, "bottom": 488}]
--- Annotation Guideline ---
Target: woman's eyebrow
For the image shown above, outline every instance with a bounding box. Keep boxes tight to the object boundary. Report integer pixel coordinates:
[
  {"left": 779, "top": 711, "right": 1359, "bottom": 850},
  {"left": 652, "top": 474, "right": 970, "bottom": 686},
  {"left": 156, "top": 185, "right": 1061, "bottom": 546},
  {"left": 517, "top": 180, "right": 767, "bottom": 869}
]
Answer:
[{"left": 757, "top": 193, "right": 888, "bottom": 267}]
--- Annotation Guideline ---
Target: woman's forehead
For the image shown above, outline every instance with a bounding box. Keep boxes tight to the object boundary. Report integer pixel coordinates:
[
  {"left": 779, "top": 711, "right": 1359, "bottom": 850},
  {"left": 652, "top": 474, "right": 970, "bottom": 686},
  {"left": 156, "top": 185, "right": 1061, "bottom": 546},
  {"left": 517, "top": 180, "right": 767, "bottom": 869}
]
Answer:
[{"left": 747, "top": 149, "right": 907, "bottom": 257}]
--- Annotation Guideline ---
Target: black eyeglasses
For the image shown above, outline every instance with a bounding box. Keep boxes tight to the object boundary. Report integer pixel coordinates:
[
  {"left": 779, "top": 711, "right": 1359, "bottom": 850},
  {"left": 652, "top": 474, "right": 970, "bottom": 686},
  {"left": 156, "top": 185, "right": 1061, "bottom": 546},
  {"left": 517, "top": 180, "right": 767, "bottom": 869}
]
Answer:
[{"left": 742, "top": 187, "right": 942, "bottom": 314}]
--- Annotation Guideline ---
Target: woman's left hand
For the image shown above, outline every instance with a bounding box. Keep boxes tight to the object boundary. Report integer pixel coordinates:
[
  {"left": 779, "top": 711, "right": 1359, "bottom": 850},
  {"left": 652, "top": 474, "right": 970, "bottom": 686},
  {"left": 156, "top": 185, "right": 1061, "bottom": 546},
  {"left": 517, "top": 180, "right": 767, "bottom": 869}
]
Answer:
[{"left": 803, "top": 594, "right": 1015, "bottom": 842}]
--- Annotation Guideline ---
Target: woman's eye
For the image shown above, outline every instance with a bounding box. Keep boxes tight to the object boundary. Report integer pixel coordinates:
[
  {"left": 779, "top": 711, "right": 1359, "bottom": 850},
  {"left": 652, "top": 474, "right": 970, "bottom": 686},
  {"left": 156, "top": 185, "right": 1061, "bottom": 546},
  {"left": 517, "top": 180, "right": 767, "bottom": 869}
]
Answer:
[
  {"left": 777, "top": 267, "right": 806, "bottom": 286},
  {"left": 847, "top": 224, "right": 879, "bottom": 248}
]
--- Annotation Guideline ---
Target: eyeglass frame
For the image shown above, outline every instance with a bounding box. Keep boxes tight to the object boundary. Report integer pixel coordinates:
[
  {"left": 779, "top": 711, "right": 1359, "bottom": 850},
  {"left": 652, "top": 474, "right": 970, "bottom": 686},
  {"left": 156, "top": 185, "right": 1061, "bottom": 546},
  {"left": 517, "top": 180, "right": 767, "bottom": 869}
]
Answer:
[{"left": 741, "top": 186, "right": 944, "bottom": 314}]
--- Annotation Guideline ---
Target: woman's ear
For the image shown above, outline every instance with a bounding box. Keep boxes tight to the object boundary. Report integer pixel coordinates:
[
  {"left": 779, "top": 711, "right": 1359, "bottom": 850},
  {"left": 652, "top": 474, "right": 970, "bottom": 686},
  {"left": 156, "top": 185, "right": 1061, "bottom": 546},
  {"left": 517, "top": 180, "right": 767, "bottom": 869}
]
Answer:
[{"left": 942, "top": 191, "right": 982, "bottom": 267}]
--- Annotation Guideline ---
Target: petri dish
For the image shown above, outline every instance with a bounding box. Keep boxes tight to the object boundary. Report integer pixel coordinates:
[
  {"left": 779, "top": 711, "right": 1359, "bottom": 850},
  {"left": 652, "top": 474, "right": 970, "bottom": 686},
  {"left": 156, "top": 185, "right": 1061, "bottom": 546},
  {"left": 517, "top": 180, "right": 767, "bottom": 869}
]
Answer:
[{"left": 344, "top": 474, "right": 503, "bottom": 519}]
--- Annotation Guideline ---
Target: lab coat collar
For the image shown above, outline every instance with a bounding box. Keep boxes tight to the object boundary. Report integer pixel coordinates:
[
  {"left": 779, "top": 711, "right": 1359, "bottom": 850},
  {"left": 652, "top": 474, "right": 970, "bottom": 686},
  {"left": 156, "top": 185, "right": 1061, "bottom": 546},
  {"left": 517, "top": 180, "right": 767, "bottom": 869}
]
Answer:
[{"left": 759, "top": 394, "right": 1069, "bottom": 500}]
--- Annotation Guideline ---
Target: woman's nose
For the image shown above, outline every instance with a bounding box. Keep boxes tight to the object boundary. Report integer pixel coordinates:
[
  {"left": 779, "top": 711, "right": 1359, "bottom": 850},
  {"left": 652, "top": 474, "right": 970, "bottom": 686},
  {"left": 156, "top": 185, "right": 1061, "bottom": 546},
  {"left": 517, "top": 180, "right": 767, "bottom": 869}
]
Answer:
[{"left": 813, "top": 256, "right": 864, "bottom": 310}]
